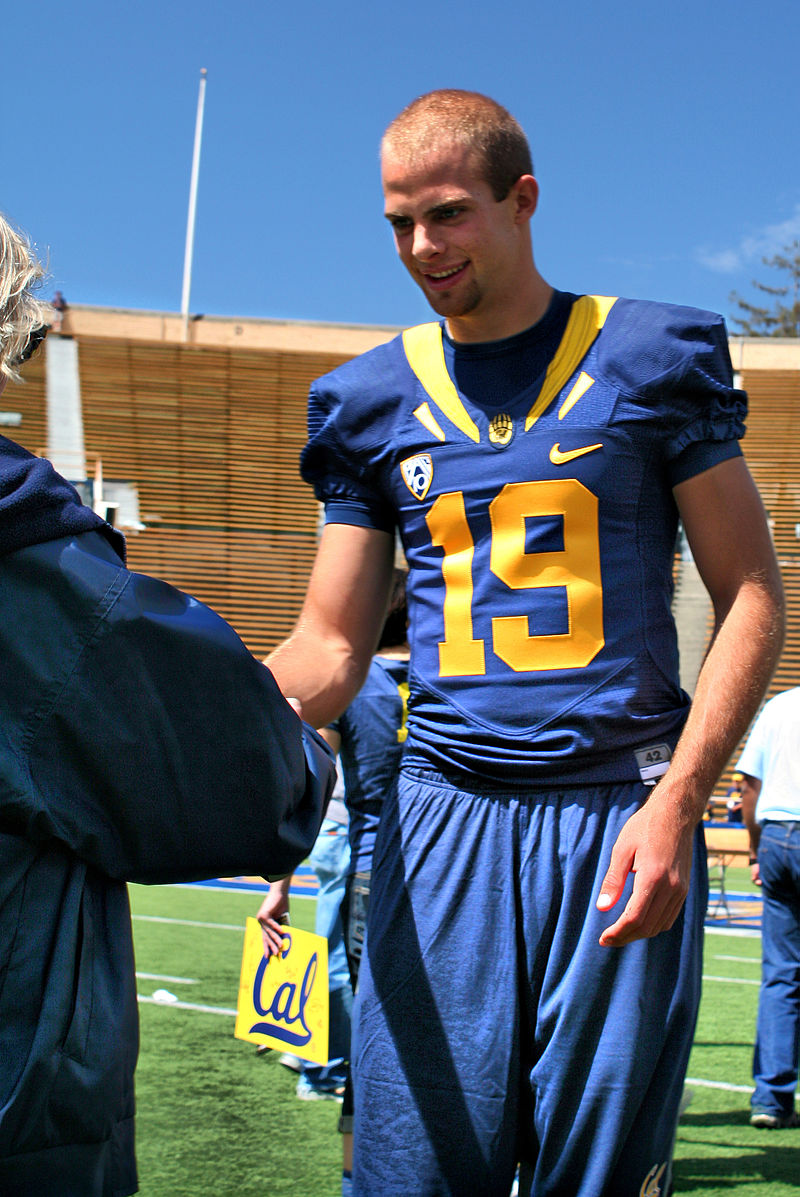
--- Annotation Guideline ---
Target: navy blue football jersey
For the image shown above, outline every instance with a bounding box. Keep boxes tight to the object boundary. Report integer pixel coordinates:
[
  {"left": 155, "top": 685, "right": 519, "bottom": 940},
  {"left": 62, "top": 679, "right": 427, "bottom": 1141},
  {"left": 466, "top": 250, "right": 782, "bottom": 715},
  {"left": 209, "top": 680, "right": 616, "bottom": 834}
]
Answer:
[{"left": 302, "top": 295, "right": 746, "bottom": 783}]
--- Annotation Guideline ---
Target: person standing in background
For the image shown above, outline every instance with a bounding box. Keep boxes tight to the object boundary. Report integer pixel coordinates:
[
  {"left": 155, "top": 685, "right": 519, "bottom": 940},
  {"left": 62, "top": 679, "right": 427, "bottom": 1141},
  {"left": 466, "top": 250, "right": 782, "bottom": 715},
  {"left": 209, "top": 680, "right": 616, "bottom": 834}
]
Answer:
[
  {"left": 259, "top": 767, "right": 353, "bottom": 1102},
  {"left": 324, "top": 569, "right": 409, "bottom": 1196},
  {"left": 259, "top": 574, "right": 409, "bottom": 1196},
  {"left": 738, "top": 687, "right": 800, "bottom": 1130}
]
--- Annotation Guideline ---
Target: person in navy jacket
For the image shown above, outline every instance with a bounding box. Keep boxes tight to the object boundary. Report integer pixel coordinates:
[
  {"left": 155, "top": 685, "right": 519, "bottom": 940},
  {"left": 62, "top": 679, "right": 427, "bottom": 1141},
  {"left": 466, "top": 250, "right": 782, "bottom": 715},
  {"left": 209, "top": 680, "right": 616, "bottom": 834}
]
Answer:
[{"left": 0, "top": 211, "right": 334, "bottom": 1196}]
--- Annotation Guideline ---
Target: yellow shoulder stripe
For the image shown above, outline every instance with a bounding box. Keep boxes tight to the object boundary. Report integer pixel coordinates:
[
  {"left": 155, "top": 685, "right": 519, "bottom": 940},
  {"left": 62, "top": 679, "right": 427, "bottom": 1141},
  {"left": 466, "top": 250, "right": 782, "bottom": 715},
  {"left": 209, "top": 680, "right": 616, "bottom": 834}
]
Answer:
[
  {"left": 525, "top": 295, "right": 617, "bottom": 430},
  {"left": 412, "top": 401, "right": 446, "bottom": 442},
  {"left": 558, "top": 371, "right": 595, "bottom": 420},
  {"left": 402, "top": 323, "right": 480, "bottom": 444}
]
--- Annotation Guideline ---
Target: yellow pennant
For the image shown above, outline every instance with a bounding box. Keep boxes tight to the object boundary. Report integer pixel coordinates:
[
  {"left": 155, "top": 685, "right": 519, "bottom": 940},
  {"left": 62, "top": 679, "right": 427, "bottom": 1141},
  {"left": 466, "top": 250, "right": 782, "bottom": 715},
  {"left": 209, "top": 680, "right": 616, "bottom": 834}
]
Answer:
[{"left": 234, "top": 917, "right": 329, "bottom": 1065}]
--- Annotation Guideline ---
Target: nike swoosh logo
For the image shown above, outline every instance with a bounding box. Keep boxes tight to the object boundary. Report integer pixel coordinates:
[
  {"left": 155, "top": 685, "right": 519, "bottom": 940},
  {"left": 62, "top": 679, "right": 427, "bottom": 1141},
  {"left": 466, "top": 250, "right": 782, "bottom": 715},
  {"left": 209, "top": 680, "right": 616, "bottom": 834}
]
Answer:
[{"left": 549, "top": 442, "right": 603, "bottom": 465}]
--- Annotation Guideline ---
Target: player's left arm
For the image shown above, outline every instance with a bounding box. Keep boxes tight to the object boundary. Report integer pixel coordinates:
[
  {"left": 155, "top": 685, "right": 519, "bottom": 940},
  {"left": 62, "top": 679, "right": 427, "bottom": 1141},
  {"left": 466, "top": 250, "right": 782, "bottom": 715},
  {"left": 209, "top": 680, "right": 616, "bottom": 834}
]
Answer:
[{"left": 598, "top": 455, "right": 784, "bottom": 946}]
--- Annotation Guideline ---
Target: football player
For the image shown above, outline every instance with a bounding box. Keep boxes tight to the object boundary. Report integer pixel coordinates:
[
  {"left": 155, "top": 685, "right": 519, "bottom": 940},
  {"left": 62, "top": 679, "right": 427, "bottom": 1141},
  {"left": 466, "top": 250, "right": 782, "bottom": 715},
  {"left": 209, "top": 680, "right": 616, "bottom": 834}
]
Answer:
[{"left": 267, "top": 90, "right": 785, "bottom": 1195}]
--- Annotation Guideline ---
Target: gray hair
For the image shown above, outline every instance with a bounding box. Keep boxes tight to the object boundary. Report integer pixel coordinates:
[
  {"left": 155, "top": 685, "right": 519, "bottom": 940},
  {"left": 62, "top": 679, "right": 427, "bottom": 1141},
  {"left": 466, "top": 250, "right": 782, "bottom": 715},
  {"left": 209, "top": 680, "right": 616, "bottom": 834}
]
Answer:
[{"left": 0, "top": 213, "right": 52, "bottom": 382}]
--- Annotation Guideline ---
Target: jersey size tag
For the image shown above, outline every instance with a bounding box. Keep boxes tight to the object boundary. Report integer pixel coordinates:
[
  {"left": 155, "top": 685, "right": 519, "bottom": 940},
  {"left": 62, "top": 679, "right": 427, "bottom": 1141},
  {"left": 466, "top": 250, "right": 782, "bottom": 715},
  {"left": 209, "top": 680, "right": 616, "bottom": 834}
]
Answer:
[{"left": 635, "top": 744, "right": 672, "bottom": 785}]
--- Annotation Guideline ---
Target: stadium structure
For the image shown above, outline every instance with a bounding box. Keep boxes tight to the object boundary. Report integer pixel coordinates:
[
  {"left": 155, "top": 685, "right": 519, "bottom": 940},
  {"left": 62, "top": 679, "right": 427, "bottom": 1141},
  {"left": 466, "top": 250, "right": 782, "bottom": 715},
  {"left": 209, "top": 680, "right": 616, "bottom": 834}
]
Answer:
[{"left": 4, "top": 304, "right": 799, "bottom": 796}]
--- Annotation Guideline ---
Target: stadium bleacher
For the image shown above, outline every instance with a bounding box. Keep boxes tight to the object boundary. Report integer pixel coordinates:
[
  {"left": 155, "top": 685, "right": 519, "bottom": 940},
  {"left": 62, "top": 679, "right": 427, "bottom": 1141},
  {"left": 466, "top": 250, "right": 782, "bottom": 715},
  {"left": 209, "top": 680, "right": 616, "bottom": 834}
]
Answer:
[{"left": 5, "top": 311, "right": 799, "bottom": 754}]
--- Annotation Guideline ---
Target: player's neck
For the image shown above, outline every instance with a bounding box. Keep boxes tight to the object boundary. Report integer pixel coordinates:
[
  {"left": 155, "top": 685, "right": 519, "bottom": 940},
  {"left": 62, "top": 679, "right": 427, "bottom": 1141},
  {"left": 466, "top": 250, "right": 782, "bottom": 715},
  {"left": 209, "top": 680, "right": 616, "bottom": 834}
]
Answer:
[{"left": 446, "top": 277, "right": 553, "bottom": 345}]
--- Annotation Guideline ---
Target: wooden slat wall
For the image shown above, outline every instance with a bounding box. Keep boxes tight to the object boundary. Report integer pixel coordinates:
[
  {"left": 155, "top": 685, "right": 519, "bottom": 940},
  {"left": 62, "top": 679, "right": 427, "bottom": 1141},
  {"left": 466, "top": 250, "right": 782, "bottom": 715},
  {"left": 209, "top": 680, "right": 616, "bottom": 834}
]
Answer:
[
  {"left": 740, "top": 370, "right": 800, "bottom": 695},
  {"left": 76, "top": 337, "right": 351, "bottom": 656},
  {"left": 712, "top": 369, "right": 800, "bottom": 795},
  {"left": 2, "top": 352, "right": 47, "bottom": 452},
  {"left": 9, "top": 337, "right": 800, "bottom": 781}
]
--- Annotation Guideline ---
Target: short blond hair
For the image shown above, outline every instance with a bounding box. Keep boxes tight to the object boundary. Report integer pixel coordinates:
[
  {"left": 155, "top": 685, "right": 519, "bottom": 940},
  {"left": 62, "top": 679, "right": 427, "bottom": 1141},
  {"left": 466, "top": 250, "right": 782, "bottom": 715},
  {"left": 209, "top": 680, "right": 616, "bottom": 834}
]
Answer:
[
  {"left": 382, "top": 90, "right": 533, "bottom": 201},
  {"left": 0, "top": 213, "right": 52, "bottom": 382}
]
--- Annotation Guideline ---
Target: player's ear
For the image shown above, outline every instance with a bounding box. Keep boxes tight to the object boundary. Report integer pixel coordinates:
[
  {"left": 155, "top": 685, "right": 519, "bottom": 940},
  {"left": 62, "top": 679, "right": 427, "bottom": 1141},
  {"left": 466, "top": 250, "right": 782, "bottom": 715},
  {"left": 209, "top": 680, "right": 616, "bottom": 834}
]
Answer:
[{"left": 511, "top": 175, "right": 539, "bottom": 224}]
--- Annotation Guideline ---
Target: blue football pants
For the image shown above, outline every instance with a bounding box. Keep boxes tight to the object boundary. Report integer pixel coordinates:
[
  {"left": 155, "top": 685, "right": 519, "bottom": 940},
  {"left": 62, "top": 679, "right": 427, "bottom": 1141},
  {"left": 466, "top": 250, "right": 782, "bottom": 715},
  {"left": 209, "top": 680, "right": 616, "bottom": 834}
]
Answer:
[{"left": 352, "top": 767, "right": 707, "bottom": 1196}]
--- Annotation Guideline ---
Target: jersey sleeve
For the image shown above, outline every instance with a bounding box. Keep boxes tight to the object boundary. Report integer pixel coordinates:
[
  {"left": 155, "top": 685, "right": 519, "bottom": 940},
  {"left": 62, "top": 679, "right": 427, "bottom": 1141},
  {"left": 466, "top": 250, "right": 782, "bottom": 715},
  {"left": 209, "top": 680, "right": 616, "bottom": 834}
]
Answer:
[
  {"left": 600, "top": 300, "right": 747, "bottom": 485},
  {"left": 668, "top": 438, "right": 742, "bottom": 487},
  {"left": 304, "top": 395, "right": 392, "bottom": 531},
  {"left": 300, "top": 340, "right": 409, "bottom": 533},
  {"left": 664, "top": 311, "right": 746, "bottom": 483}
]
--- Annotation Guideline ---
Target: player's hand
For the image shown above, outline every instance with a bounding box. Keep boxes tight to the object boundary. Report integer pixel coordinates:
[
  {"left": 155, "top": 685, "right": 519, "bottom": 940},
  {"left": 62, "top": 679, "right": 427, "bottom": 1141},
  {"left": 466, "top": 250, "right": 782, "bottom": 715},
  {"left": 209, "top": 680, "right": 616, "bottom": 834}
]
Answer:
[
  {"left": 256, "top": 884, "right": 291, "bottom": 957},
  {"left": 749, "top": 860, "right": 762, "bottom": 887},
  {"left": 596, "top": 796, "right": 695, "bottom": 947}
]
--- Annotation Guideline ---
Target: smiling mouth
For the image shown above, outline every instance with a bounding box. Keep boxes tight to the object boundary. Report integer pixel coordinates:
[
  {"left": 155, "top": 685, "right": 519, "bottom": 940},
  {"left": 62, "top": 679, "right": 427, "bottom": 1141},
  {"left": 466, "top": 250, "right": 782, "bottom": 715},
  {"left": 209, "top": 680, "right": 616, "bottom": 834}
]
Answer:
[{"left": 422, "top": 262, "right": 468, "bottom": 289}]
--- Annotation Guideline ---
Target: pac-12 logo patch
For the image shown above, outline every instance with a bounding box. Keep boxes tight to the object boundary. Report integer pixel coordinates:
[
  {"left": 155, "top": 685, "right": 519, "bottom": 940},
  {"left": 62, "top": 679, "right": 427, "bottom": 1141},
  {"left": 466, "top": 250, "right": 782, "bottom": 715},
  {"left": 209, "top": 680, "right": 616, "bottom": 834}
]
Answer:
[{"left": 401, "top": 454, "right": 433, "bottom": 500}]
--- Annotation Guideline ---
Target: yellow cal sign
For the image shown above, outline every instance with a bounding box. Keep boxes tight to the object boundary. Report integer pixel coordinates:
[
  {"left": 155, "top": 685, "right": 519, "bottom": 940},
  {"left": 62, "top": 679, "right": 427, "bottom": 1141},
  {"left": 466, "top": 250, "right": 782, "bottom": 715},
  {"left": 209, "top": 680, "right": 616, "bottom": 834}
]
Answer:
[{"left": 234, "top": 917, "right": 329, "bottom": 1065}]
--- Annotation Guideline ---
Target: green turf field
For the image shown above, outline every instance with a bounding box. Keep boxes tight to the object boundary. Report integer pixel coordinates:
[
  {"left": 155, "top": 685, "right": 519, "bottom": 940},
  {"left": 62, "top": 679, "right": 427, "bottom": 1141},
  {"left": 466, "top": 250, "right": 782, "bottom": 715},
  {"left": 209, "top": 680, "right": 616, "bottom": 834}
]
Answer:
[
  {"left": 131, "top": 882, "right": 342, "bottom": 1196},
  {"left": 129, "top": 872, "right": 798, "bottom": 1196}
]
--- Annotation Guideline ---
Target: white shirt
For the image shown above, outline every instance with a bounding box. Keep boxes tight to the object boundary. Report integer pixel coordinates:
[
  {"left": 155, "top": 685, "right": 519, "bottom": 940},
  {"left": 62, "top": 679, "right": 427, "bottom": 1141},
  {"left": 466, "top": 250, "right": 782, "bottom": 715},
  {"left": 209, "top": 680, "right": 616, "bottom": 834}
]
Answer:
[{"left": 737, "top": 687, "right": 800, "bottom": 823}]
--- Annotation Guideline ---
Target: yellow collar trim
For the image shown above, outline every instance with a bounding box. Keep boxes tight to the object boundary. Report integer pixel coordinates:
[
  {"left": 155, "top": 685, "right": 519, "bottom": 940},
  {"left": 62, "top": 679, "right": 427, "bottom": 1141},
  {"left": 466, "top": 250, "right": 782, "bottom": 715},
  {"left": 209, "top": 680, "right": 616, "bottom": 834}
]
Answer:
[
  {"left": 524, "top": 295, "right": 617, "bottom": 430},
  {"left": 402, "top": 323, "right": 481, "bottom": 443},
  {"left": 402, "top": 295, "right": 617, "bottom": 443}
]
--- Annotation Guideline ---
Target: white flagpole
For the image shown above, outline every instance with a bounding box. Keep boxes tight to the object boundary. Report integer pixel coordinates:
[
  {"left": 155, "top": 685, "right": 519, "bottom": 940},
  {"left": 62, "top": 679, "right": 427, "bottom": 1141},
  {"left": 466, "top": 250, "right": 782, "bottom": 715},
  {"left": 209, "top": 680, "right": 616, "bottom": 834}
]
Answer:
[{"left": 181, "top": 68, "right": 207, "bottom": 342}]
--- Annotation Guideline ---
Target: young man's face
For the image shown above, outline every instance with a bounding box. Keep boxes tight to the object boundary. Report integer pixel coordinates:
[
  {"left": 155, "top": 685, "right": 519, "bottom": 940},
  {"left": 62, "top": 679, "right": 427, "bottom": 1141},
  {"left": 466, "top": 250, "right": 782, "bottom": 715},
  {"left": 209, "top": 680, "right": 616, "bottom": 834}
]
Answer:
[{"left": 381, "top": 141, "right": 537, "bottom": 342}]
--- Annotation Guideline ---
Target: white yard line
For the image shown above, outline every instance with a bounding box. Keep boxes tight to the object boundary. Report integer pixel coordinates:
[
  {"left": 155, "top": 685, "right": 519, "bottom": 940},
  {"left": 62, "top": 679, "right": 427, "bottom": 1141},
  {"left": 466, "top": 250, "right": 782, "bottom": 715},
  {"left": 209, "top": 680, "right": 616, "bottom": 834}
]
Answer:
[
  {"left": 702, "top": 974, "right": 760, "bottom": 986},
  {"left": 135, "top": 972, "right": 199, "bottom": 984},
  {"left": 133, "top": 914, "right": 244, "bottom": 931},
  {"left": 132, "top": 899, "right": 315, "bottom": 934},
  {"left": 685, "top": 1077, "right": 753, "bottom": 1095},
  {"left": 704, "top": 925, "right": 761, "bottom": 939},
  {"left": 133, "top": 897, "right": 762, "bottom": 1104},
  {"left": 136, "top": 996, "right": 756, "bottom": 1097},
  {"left": 137, "top": 995, "right": 238, "bottom": 1016}
]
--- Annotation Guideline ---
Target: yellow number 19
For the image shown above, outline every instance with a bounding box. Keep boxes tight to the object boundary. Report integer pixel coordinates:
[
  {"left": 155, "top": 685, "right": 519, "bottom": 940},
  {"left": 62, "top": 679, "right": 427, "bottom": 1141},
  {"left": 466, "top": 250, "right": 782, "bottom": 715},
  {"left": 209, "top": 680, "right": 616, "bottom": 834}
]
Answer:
[{"left": 426, "top": 479, "right": 604, "bottom": 677}]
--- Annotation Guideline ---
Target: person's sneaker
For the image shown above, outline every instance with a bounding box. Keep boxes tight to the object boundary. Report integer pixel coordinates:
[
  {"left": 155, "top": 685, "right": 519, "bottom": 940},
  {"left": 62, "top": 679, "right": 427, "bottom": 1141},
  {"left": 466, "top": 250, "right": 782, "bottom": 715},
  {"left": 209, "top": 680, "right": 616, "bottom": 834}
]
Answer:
[
  {"left": 278, "top": 1053, "right": 302, "bottom": 1073},
  {"left": 296, "top": 1075, "right": 344, "bottom": 1102},
  {"left": 750, "top": 1109, "right": 800, "bottom": 1128}
]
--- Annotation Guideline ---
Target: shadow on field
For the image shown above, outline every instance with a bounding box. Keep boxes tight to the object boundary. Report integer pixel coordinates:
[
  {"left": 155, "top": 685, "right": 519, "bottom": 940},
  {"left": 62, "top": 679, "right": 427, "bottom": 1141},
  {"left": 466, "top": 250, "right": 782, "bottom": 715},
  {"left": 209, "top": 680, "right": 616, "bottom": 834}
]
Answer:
[
  {"left": 673, "top": 1107, "right": 800, "bottom": 1189},
  {"left": 691, "top": 1039, "right": 757, "bottom": 1050}
]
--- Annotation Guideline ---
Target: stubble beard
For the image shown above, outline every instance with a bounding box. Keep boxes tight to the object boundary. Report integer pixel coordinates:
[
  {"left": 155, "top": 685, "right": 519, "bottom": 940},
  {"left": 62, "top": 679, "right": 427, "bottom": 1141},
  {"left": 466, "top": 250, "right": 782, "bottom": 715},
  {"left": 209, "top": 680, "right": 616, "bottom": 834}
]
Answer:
[{"left": 422, "top": 278, "right": 482, "bottom": 321}]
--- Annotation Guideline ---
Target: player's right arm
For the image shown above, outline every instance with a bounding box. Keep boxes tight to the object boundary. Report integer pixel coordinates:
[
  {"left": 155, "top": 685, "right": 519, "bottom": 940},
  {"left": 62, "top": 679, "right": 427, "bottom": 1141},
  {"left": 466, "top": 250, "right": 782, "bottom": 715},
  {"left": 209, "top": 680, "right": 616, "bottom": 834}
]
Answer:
[{"left": 266, "top": 522, "right": 396, "bottom": 729}]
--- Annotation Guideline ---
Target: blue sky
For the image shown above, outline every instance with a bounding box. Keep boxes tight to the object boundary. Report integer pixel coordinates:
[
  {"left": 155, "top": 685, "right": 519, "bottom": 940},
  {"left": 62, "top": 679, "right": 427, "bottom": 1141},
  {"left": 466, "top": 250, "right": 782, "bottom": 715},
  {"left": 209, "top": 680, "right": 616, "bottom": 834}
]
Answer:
[{"left": 6, "top": 0, "right": 800, "bottom": 332}]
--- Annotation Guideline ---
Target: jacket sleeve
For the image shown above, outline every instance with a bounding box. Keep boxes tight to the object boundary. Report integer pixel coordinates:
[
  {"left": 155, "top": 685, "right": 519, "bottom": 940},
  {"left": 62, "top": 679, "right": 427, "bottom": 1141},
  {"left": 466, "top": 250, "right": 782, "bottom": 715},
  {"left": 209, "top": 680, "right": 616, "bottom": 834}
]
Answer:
[{"left": 0, "top": 532, "right": 334, "bottom": 883}]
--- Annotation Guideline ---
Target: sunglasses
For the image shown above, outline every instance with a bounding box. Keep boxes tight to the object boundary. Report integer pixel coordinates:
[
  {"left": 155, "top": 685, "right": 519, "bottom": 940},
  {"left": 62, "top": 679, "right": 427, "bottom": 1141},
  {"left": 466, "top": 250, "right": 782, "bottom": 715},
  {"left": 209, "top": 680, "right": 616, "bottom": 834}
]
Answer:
[{"left": 17, "top": 323, "right": 48, "bottom": 365}]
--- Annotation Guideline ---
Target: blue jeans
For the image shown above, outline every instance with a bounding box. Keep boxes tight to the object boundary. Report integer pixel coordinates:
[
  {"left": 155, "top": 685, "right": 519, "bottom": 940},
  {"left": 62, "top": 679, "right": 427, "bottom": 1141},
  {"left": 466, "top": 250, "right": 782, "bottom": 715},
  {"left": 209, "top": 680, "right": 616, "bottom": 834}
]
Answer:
[
  {"left": 303, "top": 817, "right": 352, "bottom": 1090},
  {"left": 752, "top": 821, "right": 800, "bottom": 1116}
]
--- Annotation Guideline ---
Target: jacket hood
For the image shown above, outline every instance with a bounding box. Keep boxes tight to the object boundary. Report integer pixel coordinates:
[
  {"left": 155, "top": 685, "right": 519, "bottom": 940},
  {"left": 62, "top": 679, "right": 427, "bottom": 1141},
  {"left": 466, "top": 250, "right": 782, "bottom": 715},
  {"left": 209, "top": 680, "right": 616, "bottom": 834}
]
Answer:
[{"left": 0, "top": 435, "right": 125, "bottom": 560}]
